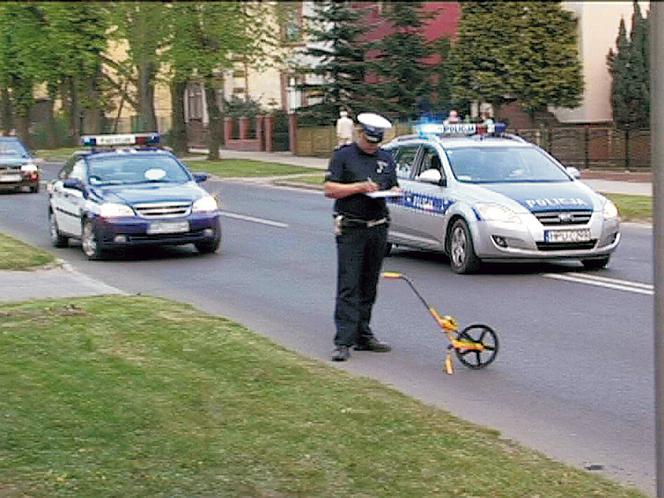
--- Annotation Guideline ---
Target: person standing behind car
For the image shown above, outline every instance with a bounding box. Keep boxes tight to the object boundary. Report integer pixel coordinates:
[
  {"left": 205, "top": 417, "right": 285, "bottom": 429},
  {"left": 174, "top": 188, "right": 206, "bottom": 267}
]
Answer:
[
  {"left": 336, "top": 110, "right": 354, "bottom": 148},
  {"left": 324, "top": 112, "right": 401, "bottom": 362}
]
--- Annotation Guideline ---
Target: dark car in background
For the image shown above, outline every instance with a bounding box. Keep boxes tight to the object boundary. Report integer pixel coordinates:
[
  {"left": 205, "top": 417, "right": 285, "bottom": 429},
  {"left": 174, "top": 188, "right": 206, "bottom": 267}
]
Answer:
[
  {"left": 0, "top": 136, "right": 40, "bottom": 193},
  {"left": 47, "top": 133, "right": 221, "bottom": 260}
]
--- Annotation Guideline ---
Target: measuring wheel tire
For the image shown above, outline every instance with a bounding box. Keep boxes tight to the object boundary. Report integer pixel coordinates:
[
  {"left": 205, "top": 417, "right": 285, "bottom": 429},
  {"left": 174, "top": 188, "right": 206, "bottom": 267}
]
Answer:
[{"left": 455, "top": 323, "right": 499, "bottom": 369}]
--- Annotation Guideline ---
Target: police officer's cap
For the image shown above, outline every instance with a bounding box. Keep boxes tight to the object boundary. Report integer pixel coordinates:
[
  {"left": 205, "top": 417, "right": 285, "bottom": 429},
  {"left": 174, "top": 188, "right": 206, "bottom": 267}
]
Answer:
[{"left": 358, "top": 112, "right": 392, "bottom": 143}]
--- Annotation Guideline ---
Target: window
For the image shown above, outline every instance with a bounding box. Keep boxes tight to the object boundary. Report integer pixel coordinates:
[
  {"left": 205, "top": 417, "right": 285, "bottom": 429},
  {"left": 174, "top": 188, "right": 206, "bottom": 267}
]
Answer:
[
  {"left": 187, "top": 83, "right": 204, "bottom": 121},
  {"left": 393, "top": 146, "right": 420, "bottom": 179},
  {"left": 70, "top": 160, "right": 87, "bottom": 182},
  {"left": 416, "top": 146, "right": 445, "bottom": 182}
]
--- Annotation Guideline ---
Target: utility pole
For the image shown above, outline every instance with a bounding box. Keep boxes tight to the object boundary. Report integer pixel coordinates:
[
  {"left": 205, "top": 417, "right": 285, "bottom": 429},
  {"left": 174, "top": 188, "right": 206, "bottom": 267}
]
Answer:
[{"left": 652, "top": 3, "right": 664, "bottom": 497}]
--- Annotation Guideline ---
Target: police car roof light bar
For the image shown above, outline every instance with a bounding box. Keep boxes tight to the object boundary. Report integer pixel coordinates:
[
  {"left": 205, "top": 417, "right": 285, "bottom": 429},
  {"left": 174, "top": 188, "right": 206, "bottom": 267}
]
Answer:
[
  {"left": 80, "top": 132, "right": 160, "bottom": 148},
  {"left": 413, "top": 122, "right": 507, "bottom": 138}
]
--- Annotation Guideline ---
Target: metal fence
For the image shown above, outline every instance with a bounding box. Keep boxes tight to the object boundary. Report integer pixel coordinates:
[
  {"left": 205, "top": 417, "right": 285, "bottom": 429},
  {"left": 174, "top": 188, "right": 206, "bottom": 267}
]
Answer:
[
  {"left": 294, "top": 121, "right": 651, "bottom": 170},
  {"left": 512, "top": 126, "right": 650, "bottom": 170}
]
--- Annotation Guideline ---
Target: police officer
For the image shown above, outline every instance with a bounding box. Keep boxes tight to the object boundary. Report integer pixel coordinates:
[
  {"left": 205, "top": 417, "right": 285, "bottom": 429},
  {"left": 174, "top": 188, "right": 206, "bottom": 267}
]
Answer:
[{"left": 324, "top": 112, "right": 401, "bottom": 362}]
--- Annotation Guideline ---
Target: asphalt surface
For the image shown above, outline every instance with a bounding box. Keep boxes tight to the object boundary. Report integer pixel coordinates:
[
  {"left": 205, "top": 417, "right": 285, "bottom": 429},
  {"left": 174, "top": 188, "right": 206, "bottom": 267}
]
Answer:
[{"left": 0, "top": 162, "right": 655, "bottom": 495}]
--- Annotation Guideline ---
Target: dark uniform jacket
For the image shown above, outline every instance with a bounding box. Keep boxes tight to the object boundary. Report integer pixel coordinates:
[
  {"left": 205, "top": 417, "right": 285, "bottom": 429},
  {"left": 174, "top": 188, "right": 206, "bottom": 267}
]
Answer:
[{"left": 325, "top": 143, "right": 399, "bottom": 222}]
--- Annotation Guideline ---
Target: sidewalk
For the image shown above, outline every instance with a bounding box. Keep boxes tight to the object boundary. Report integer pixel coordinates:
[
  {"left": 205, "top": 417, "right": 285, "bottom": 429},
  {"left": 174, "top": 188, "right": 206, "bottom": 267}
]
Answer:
[
  {"left": 187, "top": 148, "right": 652, "bottom": 197},
  {"left": 0, "top": 263, "right": 126, "bottom": 303}
]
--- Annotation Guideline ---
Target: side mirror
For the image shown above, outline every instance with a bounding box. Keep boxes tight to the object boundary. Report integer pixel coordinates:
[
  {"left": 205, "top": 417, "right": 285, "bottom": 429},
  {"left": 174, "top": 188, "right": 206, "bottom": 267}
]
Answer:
[
  {"left": 63, "top": 178, "right": 83, "bottom": 190},
  {"left": 193, "top": 172, "right": 209, "bottom": 183},
  {"left": 418, "top": 168, "right": 446, "bottom": 186},
  {"left": 566, "top": 166, "right": 581, "bottom": 179}
]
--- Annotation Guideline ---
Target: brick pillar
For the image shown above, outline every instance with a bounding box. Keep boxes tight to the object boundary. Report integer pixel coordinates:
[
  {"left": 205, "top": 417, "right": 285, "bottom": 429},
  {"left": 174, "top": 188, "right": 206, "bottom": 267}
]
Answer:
[
  {"left": 224, "top": 117, "right": 232, "bottom": 145},
  {"left": 256, "top": 115, "right": 264, "bottom": 151},
  {"left": 264, "top": 115, "right": 274, "bottom": 153},
  {"left": 288, "top": 112, "right": 297, "bottom": 154},
  {"left": 239, "top": 116, "right": 249, "bottom": 140}
]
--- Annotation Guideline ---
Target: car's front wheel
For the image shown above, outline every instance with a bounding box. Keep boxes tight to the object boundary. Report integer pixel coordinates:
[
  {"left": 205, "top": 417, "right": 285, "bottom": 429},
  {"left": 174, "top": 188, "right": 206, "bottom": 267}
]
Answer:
[
  {"left": 49, "top": 212, "right": 69, "bottom": 248},
  {"left": 195, "top": 222, "right": 221, "bottom": 254},
  {"left": 449, "top": 219, "right": 481, "bottom": 274},
  {"left": 581, "top": 256, "right": 610, "bottom": 270},
  {"left": 81, "top": 220, "right": 106, "bottom": 260}
]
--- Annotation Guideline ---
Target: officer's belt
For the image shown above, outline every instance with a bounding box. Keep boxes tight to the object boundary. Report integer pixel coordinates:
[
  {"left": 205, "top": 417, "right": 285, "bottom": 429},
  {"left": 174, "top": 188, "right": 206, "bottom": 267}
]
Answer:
[{"left": 336, "top": 215, "right": 389, "bottom": 228}]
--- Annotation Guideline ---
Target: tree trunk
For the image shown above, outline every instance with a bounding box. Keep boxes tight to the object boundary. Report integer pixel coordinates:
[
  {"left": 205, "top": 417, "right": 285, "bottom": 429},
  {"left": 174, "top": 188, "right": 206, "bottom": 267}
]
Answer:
[
  {"left": 170, "top": 79, "right": 188, "bottom": 156},
  {"left": 137, "top": 60, "right": 157, "bottom": 132},
  {"left": 13, "top": 77, "right": 33, "bottom": 148},
  {"left": 1, "top": 85, "right": 13, "bottom": 136},
  {"left": 205, "top": 74, "right": 222, "bottom": 161},
  {"left": 45, "top": 83, "right": 58, "bottom": 148},
  {"left": 67, "top": 78, "right": 81, "bottom": 141},
  {"left": 82, "top": 65, "right": 104, "bottom": 134}
]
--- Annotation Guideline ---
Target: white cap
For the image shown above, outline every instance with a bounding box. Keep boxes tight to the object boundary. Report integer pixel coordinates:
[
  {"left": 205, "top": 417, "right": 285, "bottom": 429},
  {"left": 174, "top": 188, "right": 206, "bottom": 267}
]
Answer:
[{"left": 357, "top": 113, "right": 392, "bottom": 130}]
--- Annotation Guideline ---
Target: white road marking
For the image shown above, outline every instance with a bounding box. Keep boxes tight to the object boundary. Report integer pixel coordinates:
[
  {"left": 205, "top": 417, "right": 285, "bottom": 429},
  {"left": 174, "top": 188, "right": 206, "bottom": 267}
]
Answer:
[
  {"left": 542, "top": 272, "right": 654, "bottom": 296},
  {"left": 219, "top": 210, "right": 289, "bottom": 228}
]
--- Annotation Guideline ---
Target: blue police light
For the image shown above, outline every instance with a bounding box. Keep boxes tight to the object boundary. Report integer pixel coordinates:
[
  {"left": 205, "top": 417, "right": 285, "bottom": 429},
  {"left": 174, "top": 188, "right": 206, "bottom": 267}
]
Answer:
[{"left": 80, "top": 133, "right": 160, "bottom": 147}]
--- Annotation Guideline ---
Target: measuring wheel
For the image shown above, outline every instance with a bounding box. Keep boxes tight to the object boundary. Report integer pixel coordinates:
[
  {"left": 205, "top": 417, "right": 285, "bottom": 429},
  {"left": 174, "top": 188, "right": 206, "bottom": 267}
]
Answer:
[{"left": 454, "top": 324, "right": 499, "bottom": 369}]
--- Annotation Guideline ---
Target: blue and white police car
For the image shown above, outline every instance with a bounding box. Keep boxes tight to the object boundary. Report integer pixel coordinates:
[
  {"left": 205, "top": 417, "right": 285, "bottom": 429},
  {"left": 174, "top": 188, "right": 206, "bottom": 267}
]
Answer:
[
  {"left": 47, "top": 133, "right": 221, "bottom": 260},
  {"left": 382, "top": 122, "right": 620, "bottom": 273}
]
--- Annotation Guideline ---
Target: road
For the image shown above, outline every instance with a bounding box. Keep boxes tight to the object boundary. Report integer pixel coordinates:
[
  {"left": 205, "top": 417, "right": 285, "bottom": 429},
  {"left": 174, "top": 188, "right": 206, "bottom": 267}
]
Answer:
[{"left": 0, "top": 163, "right": 655, "bottom": 495}]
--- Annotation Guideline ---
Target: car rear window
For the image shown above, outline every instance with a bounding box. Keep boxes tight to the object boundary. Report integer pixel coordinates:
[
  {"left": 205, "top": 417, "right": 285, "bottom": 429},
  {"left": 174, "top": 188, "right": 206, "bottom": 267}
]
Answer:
[
  {"left": 87, "top": 154, "right": 191, "bottom": 185},
  {"left": 446, "top": 147, "right": 571, "bottom": 183},
  {"left": 0, "top": 140, "right": 27, "bottom": 157}
]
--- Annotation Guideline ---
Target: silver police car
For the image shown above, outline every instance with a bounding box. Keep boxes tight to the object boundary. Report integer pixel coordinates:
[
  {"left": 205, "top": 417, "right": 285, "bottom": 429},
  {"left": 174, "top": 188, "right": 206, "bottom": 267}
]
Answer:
[{"left": 382, "top": 123, "right": 620, "bottom": 274}]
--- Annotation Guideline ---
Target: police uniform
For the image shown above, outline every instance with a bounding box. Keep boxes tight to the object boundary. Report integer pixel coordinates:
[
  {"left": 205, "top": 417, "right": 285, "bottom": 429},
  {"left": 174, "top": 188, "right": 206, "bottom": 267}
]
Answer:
[{"left": 325, "top": 113, "right": 398, "bottom": 359}]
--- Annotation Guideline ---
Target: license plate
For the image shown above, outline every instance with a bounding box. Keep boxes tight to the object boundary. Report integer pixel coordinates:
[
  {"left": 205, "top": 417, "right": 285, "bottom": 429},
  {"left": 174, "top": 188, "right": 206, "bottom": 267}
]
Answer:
[
  {"left": 544, "top": 228, "right": 591, "bottom": 243},
  {"left": 147, "top": 221, "right": 189, "bottom": 235},
  {"left": 0, "top": 174, "right": 21, "bottom": 183}
]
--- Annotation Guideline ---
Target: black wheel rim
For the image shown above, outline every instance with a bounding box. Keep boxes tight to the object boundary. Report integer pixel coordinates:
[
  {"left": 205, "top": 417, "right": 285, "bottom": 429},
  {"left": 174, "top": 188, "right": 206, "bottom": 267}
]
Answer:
[{"left": 454, "top": 324, "right": 499, "bottom": 369}]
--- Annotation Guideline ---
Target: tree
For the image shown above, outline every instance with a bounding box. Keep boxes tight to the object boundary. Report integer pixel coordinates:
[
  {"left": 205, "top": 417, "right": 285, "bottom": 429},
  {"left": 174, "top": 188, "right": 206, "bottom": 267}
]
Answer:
[
  {"left": 370, "top": 2, "right": 432, "bottom": 121},
  {"left": 451, "top": 1, "right": 583, "bottom": 120},
  {"left": 608, "top": 0, "right": 649, "bottom": 129},
  {"left": 106, "top": 2, "right": 170, "bottom": 133},
  {"left": 431, "top": 38, "right": 454, "bottom": 116},
  {"left": 297, "top": 1, "right": 368, "bottom": 125}
]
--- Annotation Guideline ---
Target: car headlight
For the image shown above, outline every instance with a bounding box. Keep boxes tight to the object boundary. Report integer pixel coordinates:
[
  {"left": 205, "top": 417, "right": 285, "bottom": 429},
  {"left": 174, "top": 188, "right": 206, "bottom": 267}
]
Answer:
[
  {"left": 192, "top": 195, "right": 218, "bottom": 213},
  {"left": 475, "top": 203, "right": 520, "bottom": 224},
  {"left": 99, "top": 202, "right": 134, "bottom": 218},
  {"left": 603, "top": 199, "right": 619, "bottom": 219},
  {"left": 20, "top": 163, "right": 38, "bottom": 172}
]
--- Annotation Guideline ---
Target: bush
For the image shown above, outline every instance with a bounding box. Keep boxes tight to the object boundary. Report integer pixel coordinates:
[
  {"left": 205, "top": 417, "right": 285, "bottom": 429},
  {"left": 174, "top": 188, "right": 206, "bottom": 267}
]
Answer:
[{"left": 30, "top": 115, "right": 71, "bottom": 149}]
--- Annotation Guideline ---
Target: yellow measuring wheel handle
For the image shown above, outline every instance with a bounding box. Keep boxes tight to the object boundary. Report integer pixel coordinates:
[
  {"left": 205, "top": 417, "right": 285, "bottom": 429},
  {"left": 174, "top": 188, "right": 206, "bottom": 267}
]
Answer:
[{"left": 382, "top": 272, "right": 403, "bottom": 279}]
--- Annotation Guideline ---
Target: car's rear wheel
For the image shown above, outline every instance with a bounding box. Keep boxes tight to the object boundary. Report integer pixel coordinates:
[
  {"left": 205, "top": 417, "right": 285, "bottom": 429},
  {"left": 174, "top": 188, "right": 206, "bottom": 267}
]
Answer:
[
  {"left": 49, "top": 212, "right": 69, "bottom": 248},
  {"left": 81, "top": 220, "right": 106, "bottom": 260},
  {"left": 581, "top": 256, "right": 610, "bottom": 270},
  {"left": 449, "top": 219, "right": 481, "bottom": 274},
  {"left": 195, "top": 222, "right": 221, "bottom": 254}
]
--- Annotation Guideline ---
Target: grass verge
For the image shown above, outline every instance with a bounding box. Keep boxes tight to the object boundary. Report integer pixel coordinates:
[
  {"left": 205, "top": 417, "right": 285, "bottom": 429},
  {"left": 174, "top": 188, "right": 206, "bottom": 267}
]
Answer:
[
  {"left": 183, "top": 159, "right": 319, "bottom": 178},
  {"left": 605, "top": 193, "right": 652, "bottom": 223},
  {"left": 0, "top": 233, "right": 55, "bottom": 270},
  {"left": 0, "top": 295, "right": 644, "bottom": 497},
  {"left": 34, "top": 147, "right": 80, "bottom": 162}
]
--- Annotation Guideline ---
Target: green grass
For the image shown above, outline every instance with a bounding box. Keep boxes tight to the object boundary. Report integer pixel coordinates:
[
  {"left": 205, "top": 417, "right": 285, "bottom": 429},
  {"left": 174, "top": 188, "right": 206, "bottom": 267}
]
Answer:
[
  {"left": 0, "top": 233, "right": 55, "bottom": 270},
  {"left": 183, "top": 159, "right": 319, "bottom": 178},
  {"left": 0, "top": 295, "right": 644, "bottom": 497},
  {"left": 605, "top": 193, "right": 652, "bottom": 223},
  {"left": 34, "top": 147, "right": 80, "bottom": 162}
]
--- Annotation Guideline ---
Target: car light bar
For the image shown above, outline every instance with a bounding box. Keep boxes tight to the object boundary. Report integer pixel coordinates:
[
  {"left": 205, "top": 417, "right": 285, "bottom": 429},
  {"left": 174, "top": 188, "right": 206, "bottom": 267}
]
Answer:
[
  {"left": 80, "top": 133, "right": 160, "bottom": 147},
  {"left": 414, "top": 122, "right": 507, "bottom": 137}
]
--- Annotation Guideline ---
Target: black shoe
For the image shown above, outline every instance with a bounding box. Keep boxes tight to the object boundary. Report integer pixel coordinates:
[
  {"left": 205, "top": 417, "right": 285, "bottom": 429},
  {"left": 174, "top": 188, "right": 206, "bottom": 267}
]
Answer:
[
  {"left": 354, "top": 337, "right": 392, "bottom": 352},
  {"left": 331, "top": 345, "right": 351, "bottom": 361}
]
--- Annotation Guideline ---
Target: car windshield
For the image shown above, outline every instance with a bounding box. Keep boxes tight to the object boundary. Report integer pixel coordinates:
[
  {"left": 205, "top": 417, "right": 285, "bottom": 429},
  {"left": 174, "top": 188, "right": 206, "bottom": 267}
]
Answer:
[
  {"left": 445, "top": 146, "right": 572, "bottom": 183},
  {"left": 0, "top": 140, "right": 27, "bottom": 157},
  {"left": 87, "top": 154, "right": 191, "bottom": 185}
]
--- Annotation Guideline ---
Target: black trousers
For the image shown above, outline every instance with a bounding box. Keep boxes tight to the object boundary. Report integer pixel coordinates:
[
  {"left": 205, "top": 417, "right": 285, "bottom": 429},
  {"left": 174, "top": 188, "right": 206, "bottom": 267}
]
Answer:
[{"left": 334, "top": 224, "right": 388, "bottom": 347}]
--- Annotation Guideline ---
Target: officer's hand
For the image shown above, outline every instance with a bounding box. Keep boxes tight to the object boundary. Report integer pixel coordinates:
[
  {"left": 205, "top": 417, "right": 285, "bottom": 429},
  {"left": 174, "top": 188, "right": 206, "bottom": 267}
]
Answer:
[{"left": 361, "top": 179, "right": 379, "bottom": 193}]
